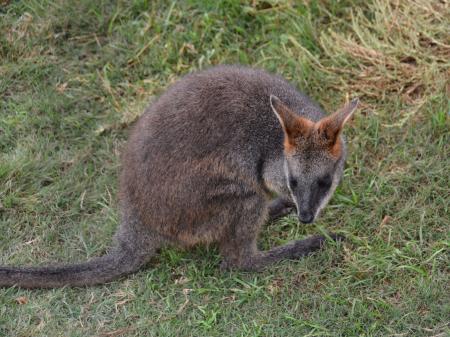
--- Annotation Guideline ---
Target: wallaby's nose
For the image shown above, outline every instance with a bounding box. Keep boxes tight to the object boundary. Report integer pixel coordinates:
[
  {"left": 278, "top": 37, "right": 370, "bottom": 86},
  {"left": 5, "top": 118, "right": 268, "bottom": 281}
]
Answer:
[{"left": 298, "top": 211, "right": 314, "bottom": 224}]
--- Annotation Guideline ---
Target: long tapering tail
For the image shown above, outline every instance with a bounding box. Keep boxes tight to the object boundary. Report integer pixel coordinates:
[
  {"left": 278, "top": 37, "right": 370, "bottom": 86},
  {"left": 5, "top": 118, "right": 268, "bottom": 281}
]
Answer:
[{"left": 0, "top": 239, "right": 156, "bottom": 288}]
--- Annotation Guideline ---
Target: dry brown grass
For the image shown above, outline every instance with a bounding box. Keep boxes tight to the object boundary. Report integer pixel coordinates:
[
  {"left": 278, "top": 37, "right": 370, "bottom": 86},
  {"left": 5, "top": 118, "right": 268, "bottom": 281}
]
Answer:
[{"left": 316, "top": 0, "right": 449, "bottom": 126}]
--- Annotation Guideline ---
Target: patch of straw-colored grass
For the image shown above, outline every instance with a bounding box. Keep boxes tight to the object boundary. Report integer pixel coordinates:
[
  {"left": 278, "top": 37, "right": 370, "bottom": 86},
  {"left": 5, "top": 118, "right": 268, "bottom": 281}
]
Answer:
[{"left": 318, "top": 0, "right": 449, "bottom": 126}]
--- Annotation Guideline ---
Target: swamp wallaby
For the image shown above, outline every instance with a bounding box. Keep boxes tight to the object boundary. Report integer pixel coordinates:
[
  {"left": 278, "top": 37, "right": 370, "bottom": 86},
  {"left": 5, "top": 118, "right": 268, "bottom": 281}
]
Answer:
[{"left": 0, "top": 65, "right": 358, "bottom": 288}]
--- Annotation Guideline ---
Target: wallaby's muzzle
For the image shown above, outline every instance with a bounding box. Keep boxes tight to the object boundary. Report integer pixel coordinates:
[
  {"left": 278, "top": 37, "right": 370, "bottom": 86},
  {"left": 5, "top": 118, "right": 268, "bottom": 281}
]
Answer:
[{"left": 298, "top": 211, "right": 314, "bottom": 224}]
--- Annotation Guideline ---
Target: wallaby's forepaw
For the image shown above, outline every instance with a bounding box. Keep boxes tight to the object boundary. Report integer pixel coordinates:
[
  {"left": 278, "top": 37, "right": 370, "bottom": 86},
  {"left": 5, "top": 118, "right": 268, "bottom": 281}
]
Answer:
[
  {"left": 313, "top": 232, "right": 346, "bottom": 247},
  {"left": 327, "top": 233, "right": 346, "bottom": 243},
  {"left": 268, "top": 198, "right": 296, "bottom": 221},
  {"left": 268, "top": 206, "right": 295, "bottom": 221},
  {"left": 289, "top": 232, "right": 345, "bottom": 259}
]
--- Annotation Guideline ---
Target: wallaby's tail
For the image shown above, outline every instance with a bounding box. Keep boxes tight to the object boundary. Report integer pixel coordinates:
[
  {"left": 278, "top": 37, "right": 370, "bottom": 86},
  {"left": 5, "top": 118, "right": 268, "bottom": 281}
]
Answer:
[{"left": 0, "top": 239, "right": 157, "bottom": 288}]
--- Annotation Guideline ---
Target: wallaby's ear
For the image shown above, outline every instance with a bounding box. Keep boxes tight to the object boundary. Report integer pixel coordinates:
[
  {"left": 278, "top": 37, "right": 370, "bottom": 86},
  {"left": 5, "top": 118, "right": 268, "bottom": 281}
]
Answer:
[
  {"left": 317, "top": 98, "right": 359, "bottom": 144},
  {"left": 270, "top": 95, "right": 313, "bottom": 143}
]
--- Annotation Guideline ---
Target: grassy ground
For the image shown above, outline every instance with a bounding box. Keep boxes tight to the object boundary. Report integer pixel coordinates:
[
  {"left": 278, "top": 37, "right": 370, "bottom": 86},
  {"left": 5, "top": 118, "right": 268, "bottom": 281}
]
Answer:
[{"left": 0, "top": 0, "right": 449, "bottom": 336}]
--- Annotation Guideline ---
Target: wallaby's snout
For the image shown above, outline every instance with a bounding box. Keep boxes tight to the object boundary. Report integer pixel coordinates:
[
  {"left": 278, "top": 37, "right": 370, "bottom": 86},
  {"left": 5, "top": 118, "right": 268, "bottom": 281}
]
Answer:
[
  {"left": 293, "top": 189, "right": 318, "bottom": 224},
  {"left": 298, "top": 211, "right": 314, "bottom": 224},
  {"left": 293, "top": 188, "right": 322, "bottom": 224}
]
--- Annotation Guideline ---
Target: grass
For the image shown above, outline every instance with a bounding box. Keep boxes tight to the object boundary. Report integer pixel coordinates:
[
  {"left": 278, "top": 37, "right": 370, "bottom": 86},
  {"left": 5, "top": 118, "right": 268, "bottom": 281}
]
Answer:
[{"left": 0, "top": 0, "right": 449, "bottom": 336}]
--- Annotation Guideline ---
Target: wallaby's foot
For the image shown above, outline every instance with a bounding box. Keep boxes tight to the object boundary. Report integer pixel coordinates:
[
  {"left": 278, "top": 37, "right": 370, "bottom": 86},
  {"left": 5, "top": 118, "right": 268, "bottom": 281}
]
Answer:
[
  {"left": 220, "top": 233, "right": 344, "bottom": 272},
  {"left": 267, "top": 197, "right": 296, "bottom": 221}
]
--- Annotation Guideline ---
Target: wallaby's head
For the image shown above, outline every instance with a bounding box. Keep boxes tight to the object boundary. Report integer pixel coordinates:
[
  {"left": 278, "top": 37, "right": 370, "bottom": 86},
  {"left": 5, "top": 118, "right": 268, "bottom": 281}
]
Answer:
[{"left": 270, "top": 95, "right": 359, "bottom": 224}]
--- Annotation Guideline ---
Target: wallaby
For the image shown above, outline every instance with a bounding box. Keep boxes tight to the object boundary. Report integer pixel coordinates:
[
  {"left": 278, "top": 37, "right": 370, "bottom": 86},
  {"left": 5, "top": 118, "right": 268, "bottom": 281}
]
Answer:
[{"left": 0, "top": 65, "right": 358, "bottom": 288}]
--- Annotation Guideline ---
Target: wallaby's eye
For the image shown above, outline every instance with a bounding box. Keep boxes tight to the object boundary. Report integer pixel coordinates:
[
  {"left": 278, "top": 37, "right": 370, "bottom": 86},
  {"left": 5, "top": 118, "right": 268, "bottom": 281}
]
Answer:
[
  {"left": 317, "top": 175, "right": 332, "bottom": 189},
  {"left": 289, "top": 177, "right": 298, "bottom": 189}
]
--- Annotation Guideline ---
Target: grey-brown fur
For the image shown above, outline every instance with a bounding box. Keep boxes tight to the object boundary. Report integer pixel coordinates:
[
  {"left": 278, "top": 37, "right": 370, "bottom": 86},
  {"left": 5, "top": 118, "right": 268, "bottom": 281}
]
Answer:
[{"left": 0, "top": 65, "right": 357, "bottom": 288}]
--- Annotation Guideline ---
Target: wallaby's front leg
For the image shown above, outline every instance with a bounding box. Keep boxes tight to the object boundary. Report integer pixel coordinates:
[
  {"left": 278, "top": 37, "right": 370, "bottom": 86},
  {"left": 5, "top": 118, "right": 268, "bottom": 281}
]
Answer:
[{"left": 267, "top": 197, "right": 296, "bottom": 221}]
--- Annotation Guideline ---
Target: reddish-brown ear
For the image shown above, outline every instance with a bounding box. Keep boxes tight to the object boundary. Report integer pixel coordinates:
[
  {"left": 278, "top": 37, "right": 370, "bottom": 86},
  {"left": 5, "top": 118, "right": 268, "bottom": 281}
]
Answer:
[
  {"left": 270, "top": 95, "right": 314, "bottom": 145},
  {"left": 317, "top": 98, "right": 359, "bottom": 145}
]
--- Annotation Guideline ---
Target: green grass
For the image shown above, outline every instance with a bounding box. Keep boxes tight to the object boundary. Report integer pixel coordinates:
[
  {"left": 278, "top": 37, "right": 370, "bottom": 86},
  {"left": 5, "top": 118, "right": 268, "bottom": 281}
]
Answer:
[{"left": 0, "top": 0, "right": 449, "bottom": 336}]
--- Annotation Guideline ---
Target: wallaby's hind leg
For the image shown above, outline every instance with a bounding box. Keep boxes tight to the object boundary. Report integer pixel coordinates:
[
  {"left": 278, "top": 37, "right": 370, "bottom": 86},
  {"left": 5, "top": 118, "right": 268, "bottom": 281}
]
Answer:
[
  {"left": 221, "top": 233, "right": 343, "bottom": 272},
  {"left": 267, "top": 197, "right": 296, "bottom": 221},
  {"left": 219, "top": 196, "right": 343, "bottom": 271}
]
